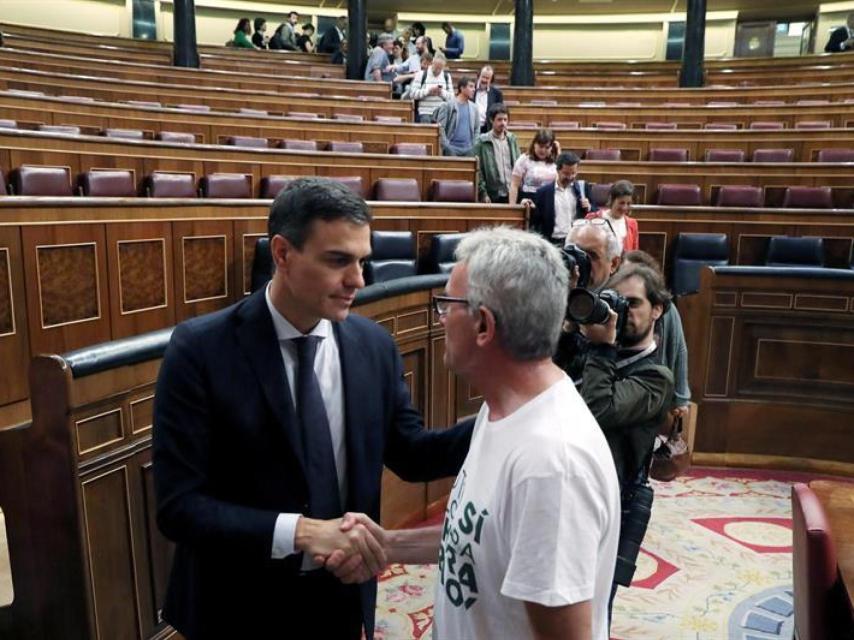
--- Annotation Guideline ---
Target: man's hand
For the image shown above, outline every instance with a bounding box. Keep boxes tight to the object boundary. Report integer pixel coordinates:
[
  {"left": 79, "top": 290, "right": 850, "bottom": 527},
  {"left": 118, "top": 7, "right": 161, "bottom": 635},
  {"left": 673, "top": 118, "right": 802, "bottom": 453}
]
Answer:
[
  {"left": 316, "top": 513, "right": 388, "bottom": 584},
  {"left": 672, "top": 405, "right": 690, "bottom": 420},
  {"left": 568, "top": 265, "right": 580, "bottom": 290},
  {"left": 579, "top": 308, "right": 618, "bottom": 346},
  {"left": 482, "top": 194, "right": 492, "bottom": 204},
  {"left": 579, "top": 196, "right": 591, "bottom": 211},
  {"left": 520, "top": 198, "right": 534, "bottom": 208},
  {"left": 295, "top": 514, "right": 387, "bottom": 579}
]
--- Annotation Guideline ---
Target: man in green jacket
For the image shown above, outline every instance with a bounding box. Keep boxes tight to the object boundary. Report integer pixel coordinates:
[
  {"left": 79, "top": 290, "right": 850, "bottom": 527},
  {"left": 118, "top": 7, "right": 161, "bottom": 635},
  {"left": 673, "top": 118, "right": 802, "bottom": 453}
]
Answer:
[{"left": 472, "top": 103, "right": 520, "bottom": 203}]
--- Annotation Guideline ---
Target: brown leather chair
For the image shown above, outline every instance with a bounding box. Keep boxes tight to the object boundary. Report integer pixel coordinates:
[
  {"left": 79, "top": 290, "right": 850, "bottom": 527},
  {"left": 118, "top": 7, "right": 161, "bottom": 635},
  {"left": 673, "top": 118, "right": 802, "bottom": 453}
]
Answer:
[
  {"left": 77, "top": 170, "right": 136, "bottom": 197},
  {"left": 550, "top": 121, "right": 580, "bottom": 128},
  {"left": 156, "top": 131, "right": 196, "bottom": 144},
  {"left": 704, "top": 149, "right": 746, "bottom": 162},
  {"left": 277, "top": 140, "right": 318, "bottom": 151},
  {"left": 655, "top": 184, "right": 702, "bottom": 206},
  {"left": 594, "top": 122, "right": 626, "bottom": 130},
  {"left": 816, "top": 148, "right": 854, "bottom": 163},
  {"left": 37, "top": 124, "right": 81, "bottom": 135},
  {"left": 704, "top": 123, "right": 738, "bottom": 130},
  {"left": 328, "top": 176, "right": 366, "bottom": 198},
  {"left": 259, "top": 176, "right": 294, "bottom": 199},
  {"left": 649, "top": 148, "right": 689, "bottom": 162},
  {"left": 748, "top": 121, "right": 785, "bottom": 130},
  {"left": 429, "top": 180, "right": 475, "bottom": 203},
  {"left": 373, "top": 178, "right": 421, "bottom": 202},
  {"left": 752, "top": 148, "right": 795, "bottom": 163},
  {"left": 389, "top": 143, "right": 429, "bottom": 156},
  {"left": 796, "top": 121, "right": 832, "bottom": 129},
  {"left": 791, "top": 483, "right": 854, "bottom": 640},
  {"left": 510, "top": 121, "right": 540, "bottom": 128},
  {"left": 327, "top": 141, "right": 364, "bottom": 153},
  {"left": 101, "top": 128, "right": 145, "bottom": 139},
  {"left": 715, "top": 185, "right": 763, "bottom": 208},
  {"left": 225, "top": 136, "right": 268, "bottom": 149},
  {"left": 144, "top": 172, "right": 197, "bottom": 198},
  {"left": 590, "top": 183, "right": 612, "bottom": 208},
  {"left": 0, "top": 119, "right": 17, "bottom": 129},
  {"left": 10, "top": 165, "right": 73, "bottom": 196},
  {"left": 781, "top": 186, "right": 834, "bottom": 210},
  {"left": 645, "top": 122, "right": 678, "bottom": 130},
  {"left": 585, "top": 148, "right": 622, "bottom": 161},
  {"left": 199, "top": 173, "right": 252, "bottom": 199}
]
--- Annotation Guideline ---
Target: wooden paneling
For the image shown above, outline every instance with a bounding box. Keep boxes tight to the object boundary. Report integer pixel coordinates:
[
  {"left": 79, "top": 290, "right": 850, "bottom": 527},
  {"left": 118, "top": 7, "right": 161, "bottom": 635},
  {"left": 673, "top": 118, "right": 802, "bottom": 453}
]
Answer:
[
  {"left": 173, "top": 221, "right": 233, "bottom": 322},
  {"left": 0, "top": 227, "right": 29, "bottom": 405}
]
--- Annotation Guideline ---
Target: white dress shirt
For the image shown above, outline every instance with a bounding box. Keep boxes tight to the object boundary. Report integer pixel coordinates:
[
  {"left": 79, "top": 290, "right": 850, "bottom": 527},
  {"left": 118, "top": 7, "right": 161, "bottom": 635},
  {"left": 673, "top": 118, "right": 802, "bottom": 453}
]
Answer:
[
  {"left": 553, "top": 180, "right": 578, "bottom": 240},
  {"left": 265, "top": 285, "right": 347, "bottom": 565},
  {"left": 475, "top": 88, "right": 489, "bottom": 127}
]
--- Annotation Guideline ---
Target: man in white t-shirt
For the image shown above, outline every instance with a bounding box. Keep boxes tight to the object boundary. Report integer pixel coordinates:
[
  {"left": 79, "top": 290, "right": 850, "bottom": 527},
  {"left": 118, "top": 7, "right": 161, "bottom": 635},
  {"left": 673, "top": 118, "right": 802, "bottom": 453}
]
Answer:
[{"left": 324, "top": 227, "right": 620, "bottom": 639}]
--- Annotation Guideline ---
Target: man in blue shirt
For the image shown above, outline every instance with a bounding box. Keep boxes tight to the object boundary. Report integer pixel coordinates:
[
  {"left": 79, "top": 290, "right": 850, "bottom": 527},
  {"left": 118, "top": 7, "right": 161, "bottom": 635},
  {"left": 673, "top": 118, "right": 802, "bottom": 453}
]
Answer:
[
  {"left": 435, "top": 76, "right": 479, "bottom": 156},
  {"left": 441, "top": 22, "right": 465, "bottom": 59}
]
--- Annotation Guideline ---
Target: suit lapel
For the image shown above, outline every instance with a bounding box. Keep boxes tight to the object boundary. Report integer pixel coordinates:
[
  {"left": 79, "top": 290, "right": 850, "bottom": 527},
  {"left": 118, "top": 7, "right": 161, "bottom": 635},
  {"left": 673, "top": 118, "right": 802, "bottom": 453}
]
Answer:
[{"left": 235, "top": 289, "right": 306, "bottom": 477}]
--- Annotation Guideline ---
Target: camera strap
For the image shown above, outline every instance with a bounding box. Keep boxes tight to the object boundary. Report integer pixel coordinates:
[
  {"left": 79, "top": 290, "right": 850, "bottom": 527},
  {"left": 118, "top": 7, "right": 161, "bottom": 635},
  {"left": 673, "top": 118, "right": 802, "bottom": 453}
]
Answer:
[{"left": 615, "top": 342, "right": 657, "bottom": 370}]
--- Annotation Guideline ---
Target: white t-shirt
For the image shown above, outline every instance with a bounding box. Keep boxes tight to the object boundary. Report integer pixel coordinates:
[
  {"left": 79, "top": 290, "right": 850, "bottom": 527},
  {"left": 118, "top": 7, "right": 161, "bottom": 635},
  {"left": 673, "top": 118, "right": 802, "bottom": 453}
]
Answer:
[{"left": 432, "top": 376, "right": 620, "bottom": 640}]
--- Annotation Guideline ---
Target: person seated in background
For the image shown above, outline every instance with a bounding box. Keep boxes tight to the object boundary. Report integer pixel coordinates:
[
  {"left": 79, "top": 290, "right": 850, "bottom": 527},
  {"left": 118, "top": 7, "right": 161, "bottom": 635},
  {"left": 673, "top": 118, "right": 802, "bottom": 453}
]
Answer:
[
  {"left": 327, "top": 227, "right": 620, "bottom": 640},
  {"left": 296, "top": 23, "right": 315, "bottom": 53},
  {"left": 473, "top": 103, "right": 520, "bottom": 204},
  {"left": 509, "top": 128, "right": 559, "bottom": 204},
  {"left": 278, "top": 11, "right": 300, "bottom": 51},
  {"left": 526, "top": 151, "right": 597, "bottom": 246},
  {"left": 232, "top": 18, "right": 257, "bottom": 49},
  {"left": 586, "top": 180, "right": 638, "bottom": 252},
  {"left": 381, "top": 17, "right": 400, "bottom": 39},
  {"left": 623, "top": 250, "right": 691, "bottom": 416},
  {"left": 317, "top": 15, "right": 346, "bottom": 54},
  {"left": 435, "top": 76, "right": 479, "bottom": 157},
  {"left": 364, "top": 35, "right": 395, "bottom": 82},
  {"left": 475, "top": 65, "right": 504, "bottom": 133},
  {"left": 409, "top": 52, "right": 453, "bottom": 123},
  {"left": 440, "top": 22, "right": 465, "bottom": 59},
  {"left": 331, "top": 38, "right": 348, "bottom": 65},
  {"left": 825, "top": 13, "right": 854, "bottom": 52},
  {"left": 252, "top": 18, "right": 268, "bottom": 49}
]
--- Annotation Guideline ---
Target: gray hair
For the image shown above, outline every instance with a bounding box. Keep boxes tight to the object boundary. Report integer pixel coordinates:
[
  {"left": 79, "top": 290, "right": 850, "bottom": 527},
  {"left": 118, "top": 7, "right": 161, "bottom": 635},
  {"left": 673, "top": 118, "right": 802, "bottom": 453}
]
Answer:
[
  {"left": 455, "top": 227, "right": 568, "bottom": 361},
  {"left": 567, "top": 222, "right": 623, "bottom": 260}
]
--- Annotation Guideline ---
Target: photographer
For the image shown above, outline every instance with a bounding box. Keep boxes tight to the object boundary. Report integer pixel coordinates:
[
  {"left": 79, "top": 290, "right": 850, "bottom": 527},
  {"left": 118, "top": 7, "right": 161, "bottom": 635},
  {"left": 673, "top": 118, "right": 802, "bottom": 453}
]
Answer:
[{"left": 555, "top": 261, "right": 674, "bottom": 621}]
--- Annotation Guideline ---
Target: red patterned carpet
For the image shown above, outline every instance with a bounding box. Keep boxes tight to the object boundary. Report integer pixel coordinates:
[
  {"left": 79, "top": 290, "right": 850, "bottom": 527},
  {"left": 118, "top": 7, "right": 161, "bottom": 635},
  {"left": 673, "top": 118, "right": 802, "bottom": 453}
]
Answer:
[{"left": 374, "top": 467, "right": 852, "bottom": 640}]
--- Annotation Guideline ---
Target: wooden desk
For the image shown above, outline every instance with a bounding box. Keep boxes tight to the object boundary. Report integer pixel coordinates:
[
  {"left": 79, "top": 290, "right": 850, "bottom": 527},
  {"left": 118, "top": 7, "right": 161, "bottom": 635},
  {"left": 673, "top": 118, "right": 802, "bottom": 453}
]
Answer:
[{"left": 810, "top": 480, "right": 854, "bottom": 603}]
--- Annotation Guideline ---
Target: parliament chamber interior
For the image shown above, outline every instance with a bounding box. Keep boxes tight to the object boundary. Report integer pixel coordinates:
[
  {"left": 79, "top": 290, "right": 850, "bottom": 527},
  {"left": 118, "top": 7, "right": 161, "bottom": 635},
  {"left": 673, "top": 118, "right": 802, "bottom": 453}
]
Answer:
[{"left": 0, "top": 0, "right": 853, "bottom": 638}]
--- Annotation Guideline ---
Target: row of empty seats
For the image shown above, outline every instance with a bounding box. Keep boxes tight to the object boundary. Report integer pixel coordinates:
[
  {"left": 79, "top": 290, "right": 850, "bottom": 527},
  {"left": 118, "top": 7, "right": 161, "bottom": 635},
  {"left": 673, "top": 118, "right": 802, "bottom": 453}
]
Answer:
[
  {"left": 514, "top": 121, "right": 842, "bottom": 130},
  {"left": 649, "top": 184, "right": 844, "bottom": 209},
  {"left": 509, "top": 99, "right": 854, "bottom": 108},
  {"left": 0, "top": 166, "right": 475, "bottom": 202},
  {"left": 584, "top": 147, "right": 854, "bottom": 163},
  {"left": 0, "top": 120, "right": 429, "bottom": 155}
]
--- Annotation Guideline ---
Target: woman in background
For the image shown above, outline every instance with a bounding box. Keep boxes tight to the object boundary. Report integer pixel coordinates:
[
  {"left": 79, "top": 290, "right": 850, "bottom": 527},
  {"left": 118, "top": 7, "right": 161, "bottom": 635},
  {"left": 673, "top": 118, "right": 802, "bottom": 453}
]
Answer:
[
  {"left": 233, "top": 18, "right": 257, "bottom": 49},
  {"left": 587, "top": 179, "right": 639, "bottom": 251},
  {"left": 509, "top": 128, "right": 559, "bottom": 204}
]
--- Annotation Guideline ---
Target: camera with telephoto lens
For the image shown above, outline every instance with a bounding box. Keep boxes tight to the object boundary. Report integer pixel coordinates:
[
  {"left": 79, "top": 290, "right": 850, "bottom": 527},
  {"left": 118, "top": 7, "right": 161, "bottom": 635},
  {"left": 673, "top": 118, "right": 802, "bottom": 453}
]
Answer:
[{"left": 560, "top": 243, "right": 592, "bottom": 289}]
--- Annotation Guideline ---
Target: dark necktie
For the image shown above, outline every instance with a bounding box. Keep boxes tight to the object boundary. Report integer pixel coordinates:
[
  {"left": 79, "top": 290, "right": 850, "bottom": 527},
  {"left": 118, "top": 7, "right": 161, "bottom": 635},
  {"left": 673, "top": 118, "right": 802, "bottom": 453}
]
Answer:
[{"left": 292, "top": 335, "right": 342, "bottom": 520}]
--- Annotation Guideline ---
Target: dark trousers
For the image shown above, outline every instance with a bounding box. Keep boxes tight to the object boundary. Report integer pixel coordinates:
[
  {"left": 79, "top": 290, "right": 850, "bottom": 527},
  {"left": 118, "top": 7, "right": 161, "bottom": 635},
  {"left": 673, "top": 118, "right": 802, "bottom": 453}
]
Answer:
[{"left": 289, "top": 570, "right": 363, "bottom": 638}]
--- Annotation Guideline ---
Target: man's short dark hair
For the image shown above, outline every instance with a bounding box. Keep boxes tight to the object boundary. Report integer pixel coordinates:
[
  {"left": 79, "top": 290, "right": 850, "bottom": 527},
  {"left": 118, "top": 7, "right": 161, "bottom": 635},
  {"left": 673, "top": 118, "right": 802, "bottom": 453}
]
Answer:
[
  {"left": 253, "top": 17, "right": 266, "bottom": 32},
  {"left": 302, "top": 23, "right": 314, "bottom": 32},
  {"left": 411, "top": 22, "right": 425, "bottom": 35},
  {"left": 487, "top": 102, "right": 509, "bottom": 120},
  {"left": 556, "top": 151, "right": 580, "bottom": 169},
  {"left": 606, "top": 263, "right": 672, "bottom": 310},
  {"left": 288, "top": 10, "right": 298, "bottom": 18},
  {"left": 268, "top": 177, "right": 372, "bottom": 249},
  {"left": 456, "top": 75, "right": 475, "bottom": 92}
]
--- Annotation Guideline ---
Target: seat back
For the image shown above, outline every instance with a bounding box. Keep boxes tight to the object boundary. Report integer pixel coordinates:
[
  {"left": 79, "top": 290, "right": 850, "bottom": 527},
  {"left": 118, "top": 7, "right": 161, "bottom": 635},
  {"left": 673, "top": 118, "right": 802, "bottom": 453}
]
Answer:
[
  {"left": 239, "top": 108, "right": 268, "bottom": 116},
  {"left": 328, "top": 176, "right": 366, "bottom": 198},
  {"left": 782, "top": 186, "right": 834, "bottom": 210},
  {"left": 176, "top": 103, "right": 210, "bottom": 112},
  {"left": 796, "top": 120, "right": 832, "bottom": 129},
  {"left": 716, "top": 185, "right": 764, "bottom": 208},
  {"left": 512, "top": 121, "right": 540, "bottom": 128},
  {"left": 429, "top": 180, "right": 475, "bottom": 202},
  {"left": 645, "top": 122, "right": 678, "bottom": 130},
  {"left": 389, "top": 143, "right": 428, "bottom": 156},
  {"left": 10, "top": 165, "right": 73, "bottom": 196},
  {"left": 0, "top": 119, "right": 17, "bottom": 129},
  {"left": 366, "top": 230, "right": 416, "bottom": 284},
  {"left": 816, "top": 148, "right": 854, "bottom": 163},
  {"left": 529, "top": 99, "right": 558, "bottom": 106},
  {"left": 594, "top": 122, "right": 626, "bottom": 130},
  {"left": 78, "top": 170, "right": 136, "bottom": 197},
  {"left": 250, "top": 237, "right": 273, "bottom": 293},
  {"left": 278, "top": 139, "right": 318, "bottom": 151},
  {"left": 585, "top": 148, "right": 622, "bottom": 161},
  {"left": 550, "top": 121, "right": 580, "bottom": 128},
  {"left": 38, "top": 124, "right": 81, "bottom": 135},
  {"left": 748, "top": 121, "right": 785, "bottom": 130},
  {"left": 752, "top": 148, "right": 795, "bottom": 163},
  {"left": 590, "top": 183, "right": 612, "bottom": 208},
  {"left": 705, "top": 149, "right": 746, "bottom": 162},
  {"left": 144, "top": 172, "right": 197, "bottom": 198},
  {"left": 226, "top": 135, "right": 268, "bottom": 148},
  {"left": 791, "top": 483, "right": 840, "bottom": 640},
  {"left": 259, "top": 175, "right": 293, "bottom": 199},
  {"left": 671, "top": 233, "right": 730, "bottom": 295},
  {"left": 374, "top": 178, "right": 421, "bottom": 201},
  {"left": 765, "top": 236, "right": 825, "bottom": 267},
  {"left": 375, "top": 115, "right": 404, "bottom": 123},
  {"left": 656, "top": 183, "right": 702, "bottom": 206},
  {"left": 199, "top": 173, "right": 252, "bottom": 199},
  {"left": 334, "top": 114, "right": 364, "bottom": 122},
  {"left": 156, "top": 131, "right": 196, "bottom": 144},
  {"left": 327, "top": 141, "right": 364, "bottom": 153},
  {"left": 101, "top": 128, "right": 144, "bottom": 139},
  {"left": 426, "top": 233, "right": 465, "bottom": 274},
  {"left": 287, "top": 111, "right": 320, "bottom": 119},
  {"left": 127, "top": 100, "right": 161, "bottom": 108},
  {"left": 704, "top": 123, "right": 738, "bottom": 130},
  {"left": 649, "top": 148, "right": 689, "bottom": 162}
]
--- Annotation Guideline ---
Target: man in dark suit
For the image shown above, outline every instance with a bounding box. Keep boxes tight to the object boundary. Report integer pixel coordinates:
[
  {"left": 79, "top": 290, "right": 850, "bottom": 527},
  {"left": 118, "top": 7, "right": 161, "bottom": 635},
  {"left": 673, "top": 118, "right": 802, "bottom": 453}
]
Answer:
[
  {"left": 525, "top": 151, "right": 597, "bottom": 246},
  {"left": 825, "top": 13, "right": 854, "bottom": 52},
  {"left": 153, "top": 177, "right": 473, "bottom": 639},
  {"left": 475, "top": 65, "right": 504, "bottom": 133},
  {"left": 317, "top": 15, "right": 346, "bottom": 54}
]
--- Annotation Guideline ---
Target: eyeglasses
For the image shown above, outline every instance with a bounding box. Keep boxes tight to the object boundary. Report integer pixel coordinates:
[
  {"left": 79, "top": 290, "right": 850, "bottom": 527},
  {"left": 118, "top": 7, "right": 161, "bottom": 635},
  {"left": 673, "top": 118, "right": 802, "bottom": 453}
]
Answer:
[
  {"left": 571, "top": 217, "right": 616, "bottom": 236},
  {"left": 432, "top": 295, "right": 470, "bottom": 316}
]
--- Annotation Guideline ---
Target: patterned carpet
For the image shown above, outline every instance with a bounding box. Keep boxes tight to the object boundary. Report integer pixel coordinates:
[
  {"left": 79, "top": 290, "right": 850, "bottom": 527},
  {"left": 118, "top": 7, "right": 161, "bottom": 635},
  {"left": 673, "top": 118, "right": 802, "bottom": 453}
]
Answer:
[{"left": 374, "top": 468, "right": 851, "bottom": 640}]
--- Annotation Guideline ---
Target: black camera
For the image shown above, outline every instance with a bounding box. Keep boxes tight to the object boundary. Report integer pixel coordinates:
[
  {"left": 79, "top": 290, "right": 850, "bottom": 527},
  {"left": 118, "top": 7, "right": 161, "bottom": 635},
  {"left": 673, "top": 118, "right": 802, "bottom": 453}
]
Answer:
[
  {"left": 560, "top": 244, "right": 592, "bottom": 290},
  {"left": 567, "top": 287, "right": 629, "bottom": 339}
]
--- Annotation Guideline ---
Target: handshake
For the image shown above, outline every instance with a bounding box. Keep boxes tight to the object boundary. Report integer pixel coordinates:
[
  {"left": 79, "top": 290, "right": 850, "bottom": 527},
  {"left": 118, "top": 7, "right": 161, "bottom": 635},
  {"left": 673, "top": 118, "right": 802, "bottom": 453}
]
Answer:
[{"left": 296, "top": 512, "right": 390, "bottom": 584}]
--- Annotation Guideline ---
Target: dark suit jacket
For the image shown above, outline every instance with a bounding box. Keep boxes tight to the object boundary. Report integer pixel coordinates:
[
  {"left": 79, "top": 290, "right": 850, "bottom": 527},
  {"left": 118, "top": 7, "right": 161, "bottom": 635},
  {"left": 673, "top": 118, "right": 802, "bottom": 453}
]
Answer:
[
  {"left": 478, "top": 86, "right": 505, "bottom": 133},
  {"left": 529, "top": 180, "right": 597, "bottom": 241},
  {"left": 825, "top": 25, "right": 852, "bottom": 52},
  {"left": 318, "top": 25, "right": 343, "bottom": 54},
  {"left": 153, "top": 289, "right": 473, "bottom": 639}
]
